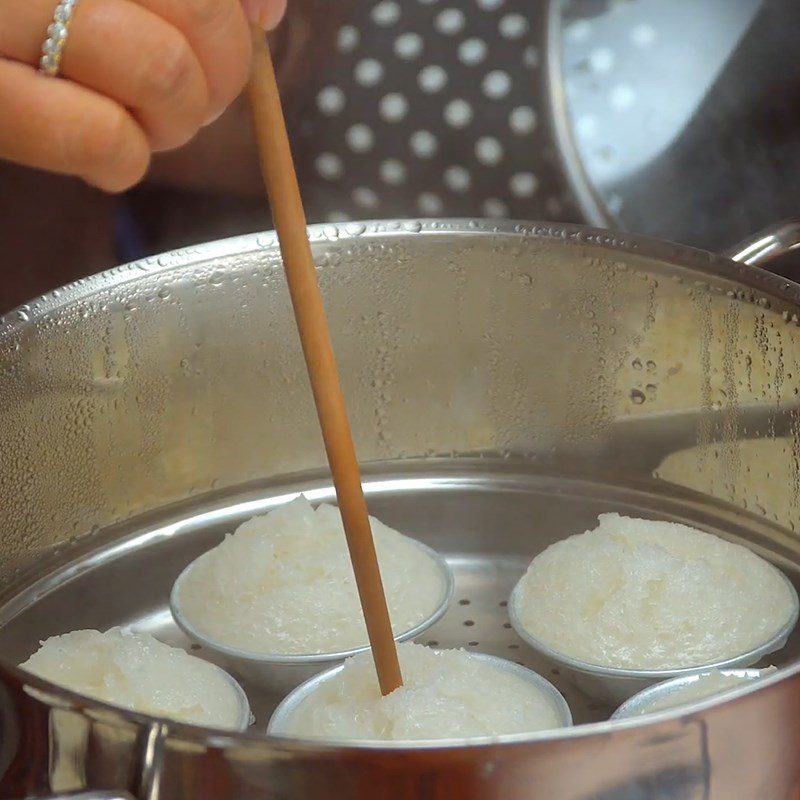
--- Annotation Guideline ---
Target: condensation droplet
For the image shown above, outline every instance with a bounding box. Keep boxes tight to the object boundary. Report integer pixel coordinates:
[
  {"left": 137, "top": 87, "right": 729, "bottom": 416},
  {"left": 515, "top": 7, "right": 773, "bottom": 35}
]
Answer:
[{"left": 345, "top": 222, "right": 367, "bottom": 236}]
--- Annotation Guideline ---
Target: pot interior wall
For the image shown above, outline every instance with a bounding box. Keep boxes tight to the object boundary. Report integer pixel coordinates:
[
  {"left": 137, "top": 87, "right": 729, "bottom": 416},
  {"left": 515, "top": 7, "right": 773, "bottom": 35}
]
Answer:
[{"left": 0, "top": 225, "right": 798, "bottom": 588}]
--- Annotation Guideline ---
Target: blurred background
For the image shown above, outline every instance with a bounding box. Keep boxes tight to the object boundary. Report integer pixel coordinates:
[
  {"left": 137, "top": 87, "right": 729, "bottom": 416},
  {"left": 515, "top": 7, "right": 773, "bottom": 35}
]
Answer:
[{"left": 2, "top": 0, "right": 798, "bottom": 313}]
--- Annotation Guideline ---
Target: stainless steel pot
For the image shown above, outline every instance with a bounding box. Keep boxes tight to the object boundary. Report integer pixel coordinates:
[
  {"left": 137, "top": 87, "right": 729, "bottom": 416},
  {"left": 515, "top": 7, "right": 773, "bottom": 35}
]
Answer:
[{"left": 2, "top": 218, "right": 800, "bottom": 800}]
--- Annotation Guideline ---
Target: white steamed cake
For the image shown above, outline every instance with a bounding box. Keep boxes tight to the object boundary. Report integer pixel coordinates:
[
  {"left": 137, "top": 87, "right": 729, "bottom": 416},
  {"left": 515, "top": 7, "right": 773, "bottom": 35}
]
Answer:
[
  {"left": 175, "top": 496, "right": 447, "bottom": 655},
  {"left": 21, "top": 628, "right": 248, "bottom": 729},
  {"left": 514, "top": 513, "right": 796, "bottom": 670},
  {"left": 278, "top": 642, "right": 567, "bottom": 741}
]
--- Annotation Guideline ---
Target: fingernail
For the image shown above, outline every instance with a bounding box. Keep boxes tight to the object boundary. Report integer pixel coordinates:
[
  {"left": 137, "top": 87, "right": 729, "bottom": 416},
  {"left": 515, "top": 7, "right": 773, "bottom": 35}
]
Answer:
[
  {"left": 242, "top": 0, "right": 286, "bottom": 30},
  {"left": 202, "top": 106, "right": 226, "bottom": 127}
]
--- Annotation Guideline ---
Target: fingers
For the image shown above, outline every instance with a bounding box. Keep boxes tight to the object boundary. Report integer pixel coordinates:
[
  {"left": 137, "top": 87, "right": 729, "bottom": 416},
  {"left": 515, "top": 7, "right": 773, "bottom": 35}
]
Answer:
[
  {"left": 0, "top": 0, "right": 210, "bottom": 151},
  {"left": 0, "top": 58, "right": 150, "bottom": 191},
  {"left": 134, "top": 0, "right": 252, "bottom": 124},
  {"left": 0, "top": 0, "right": 286, "bottom": 192},
  {"left": 138, "top": 0, "right": 290, "bottom": 119}
]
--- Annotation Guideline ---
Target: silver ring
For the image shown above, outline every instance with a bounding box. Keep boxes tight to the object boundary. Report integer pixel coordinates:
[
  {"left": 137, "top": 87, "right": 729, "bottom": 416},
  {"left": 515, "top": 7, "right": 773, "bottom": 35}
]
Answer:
[{"left": 39, "top": 0, "right": 81, "bottom": 77}]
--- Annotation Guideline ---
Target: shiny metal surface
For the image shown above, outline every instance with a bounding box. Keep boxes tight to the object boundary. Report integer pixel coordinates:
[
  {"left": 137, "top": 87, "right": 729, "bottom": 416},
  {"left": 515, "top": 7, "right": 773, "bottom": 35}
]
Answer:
[
  {"left": 10, "top": 465, "right": 740, "bottom": 733},
  {"left": 267, "top": 650, "right": 573, "bottom": 742},
  {"left": 508, "top": 569, "right": 799, "bottom": 705},
  {"left": 724, "top": 217, "right": 800, "bottom": 267},
  {"left": 170, "top": 538, "right": 454, "bottom": 693},
  {"left": 547, "top": 0, "right": 761, "bottom": 234},
  {"left": 548, "top": 0, "right": 800, "bottom": 254},
  {"left": 1, "top": 218, "right": 800, "bottom": 798},
  {"left": 611, "top": 668, "right": 771, "bottom": 720},
  {"left": 208, "top": 665, "right": 252, "bottom": 731}
]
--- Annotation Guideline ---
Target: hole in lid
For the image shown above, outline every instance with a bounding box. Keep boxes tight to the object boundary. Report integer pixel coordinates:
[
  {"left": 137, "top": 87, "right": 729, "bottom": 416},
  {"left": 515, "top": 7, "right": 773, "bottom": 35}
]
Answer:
[
  {"left": 427, "top": 640, "right": 439, "bottom": 646},
  {"left": 468, "top": 641, "right": 479, "bottom": 647},
  {"left": 503, "top": 622, "right": 512, "bottom": 629},
  {"left": 551, "top": 668, "right": 560, "bottom": 676},
  {"left": 459, "top": 599, "right": 470, "bottom": 605},
  {"left": 515, "top": 661, "right": 524, "bottom": 666},
  {"left": 499, "top": 600, "right": 508, "bottom": 607},
  {"left": 190, "top": 644, "right": 201, "bottom": 651},
  {"left": 463, "top": 620, "right": 475, "bottom": 627},
  {"left": 508, "top": 644, "right": 519, "bottom": 650}
]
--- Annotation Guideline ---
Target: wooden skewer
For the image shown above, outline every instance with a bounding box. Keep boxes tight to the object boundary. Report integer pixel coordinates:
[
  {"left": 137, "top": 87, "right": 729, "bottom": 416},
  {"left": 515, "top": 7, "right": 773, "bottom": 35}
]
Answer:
[{"left": 246, "top": 29, "right": 403, "bottom": 696}]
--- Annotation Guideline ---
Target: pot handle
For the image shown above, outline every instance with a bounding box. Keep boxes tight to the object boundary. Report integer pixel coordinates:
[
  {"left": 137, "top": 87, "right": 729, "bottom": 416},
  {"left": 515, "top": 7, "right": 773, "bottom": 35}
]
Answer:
[{"left": 723, "top": 217, "right": 800, "bottom": 266}]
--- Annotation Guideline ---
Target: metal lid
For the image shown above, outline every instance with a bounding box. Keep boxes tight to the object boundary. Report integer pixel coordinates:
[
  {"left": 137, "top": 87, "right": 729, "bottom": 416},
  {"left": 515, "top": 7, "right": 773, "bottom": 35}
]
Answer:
[{"left": 549, "top": 0, "right": 800, "bottom": 256}]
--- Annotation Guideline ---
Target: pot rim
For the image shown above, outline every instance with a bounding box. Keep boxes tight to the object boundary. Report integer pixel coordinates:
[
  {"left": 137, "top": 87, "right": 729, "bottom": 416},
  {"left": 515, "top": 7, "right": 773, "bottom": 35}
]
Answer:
[
  {"left": 3, "top": 217, "right": 800, "bottom": 751},
  {"left": 8, "top": 649, "right": 797, "bottom": 750},
  {"left": 1, "top": 218, "right": 798, "bottom": 345}
]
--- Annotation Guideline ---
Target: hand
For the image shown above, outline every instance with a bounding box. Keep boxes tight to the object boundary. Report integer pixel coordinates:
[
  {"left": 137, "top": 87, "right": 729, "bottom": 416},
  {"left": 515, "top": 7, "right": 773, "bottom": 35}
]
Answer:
[{"left": 0, "top": 0, "right": 286, "bottom": 192}]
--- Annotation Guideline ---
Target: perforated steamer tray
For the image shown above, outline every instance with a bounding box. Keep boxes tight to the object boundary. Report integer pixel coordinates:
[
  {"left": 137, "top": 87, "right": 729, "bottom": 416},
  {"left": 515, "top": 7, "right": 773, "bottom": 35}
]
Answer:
[{"left": 2, "top": 458, "right": 799, "bottom": 731}]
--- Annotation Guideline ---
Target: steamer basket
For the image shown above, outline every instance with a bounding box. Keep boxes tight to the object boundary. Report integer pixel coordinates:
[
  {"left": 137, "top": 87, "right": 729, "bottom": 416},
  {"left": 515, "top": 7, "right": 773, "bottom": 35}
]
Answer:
[{"left": 1, "top": 219, "right": 800, "bottom": 799}]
